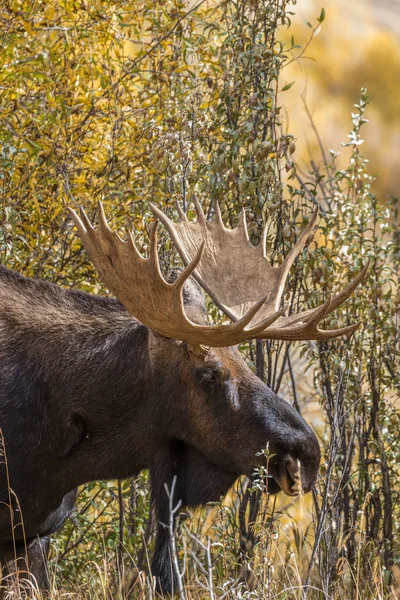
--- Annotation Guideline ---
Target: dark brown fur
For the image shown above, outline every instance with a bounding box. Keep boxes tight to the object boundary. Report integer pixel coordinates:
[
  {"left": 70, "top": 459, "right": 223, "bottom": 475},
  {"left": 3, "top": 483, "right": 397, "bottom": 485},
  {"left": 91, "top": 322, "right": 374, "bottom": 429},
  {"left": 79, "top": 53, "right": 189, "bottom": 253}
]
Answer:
[{"left": 0, "top": 266, "right": 320, "bottom": 594}]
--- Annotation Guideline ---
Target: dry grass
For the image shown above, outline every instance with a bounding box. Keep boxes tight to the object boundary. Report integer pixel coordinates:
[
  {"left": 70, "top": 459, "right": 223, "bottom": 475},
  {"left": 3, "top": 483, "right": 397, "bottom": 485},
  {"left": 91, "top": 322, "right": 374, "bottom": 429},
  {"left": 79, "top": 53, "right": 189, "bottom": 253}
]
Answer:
[{"left": 1, "top": 484, "right": 397, "bottom": 600}]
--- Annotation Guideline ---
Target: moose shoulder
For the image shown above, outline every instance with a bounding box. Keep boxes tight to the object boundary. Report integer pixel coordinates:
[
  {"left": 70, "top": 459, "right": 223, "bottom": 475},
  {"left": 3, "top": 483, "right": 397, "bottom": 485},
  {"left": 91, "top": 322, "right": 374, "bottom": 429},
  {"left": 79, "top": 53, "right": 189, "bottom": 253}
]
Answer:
[{"left": 0, "top": 202, "right": 367, "bottom": 595}]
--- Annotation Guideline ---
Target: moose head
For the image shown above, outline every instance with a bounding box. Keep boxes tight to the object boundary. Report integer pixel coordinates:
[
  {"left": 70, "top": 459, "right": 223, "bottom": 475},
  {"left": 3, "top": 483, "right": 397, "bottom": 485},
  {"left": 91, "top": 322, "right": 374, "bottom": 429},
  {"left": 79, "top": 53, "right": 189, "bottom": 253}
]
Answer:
[{"left": 69, "top": 200, "right": 366, "bottom": 499}]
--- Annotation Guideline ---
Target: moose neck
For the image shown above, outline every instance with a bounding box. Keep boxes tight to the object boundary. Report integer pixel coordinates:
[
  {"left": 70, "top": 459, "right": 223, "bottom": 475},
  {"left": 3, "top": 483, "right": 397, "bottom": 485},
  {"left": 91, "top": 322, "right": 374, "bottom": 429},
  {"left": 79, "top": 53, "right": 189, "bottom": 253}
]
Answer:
[
  {"left": 57, "top": 322, "right": 158, "bottom": 486},
  {"left": 0, "top": 268, "right": 164, "bottom": 496}
]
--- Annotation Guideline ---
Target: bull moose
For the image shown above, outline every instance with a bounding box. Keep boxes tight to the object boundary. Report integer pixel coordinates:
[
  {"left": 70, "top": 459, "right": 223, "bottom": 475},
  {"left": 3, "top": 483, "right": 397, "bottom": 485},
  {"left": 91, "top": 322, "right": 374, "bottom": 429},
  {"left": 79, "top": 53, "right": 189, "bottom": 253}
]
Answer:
[{"left": 0, "top": 200, "right": 366, "bottom": 594}]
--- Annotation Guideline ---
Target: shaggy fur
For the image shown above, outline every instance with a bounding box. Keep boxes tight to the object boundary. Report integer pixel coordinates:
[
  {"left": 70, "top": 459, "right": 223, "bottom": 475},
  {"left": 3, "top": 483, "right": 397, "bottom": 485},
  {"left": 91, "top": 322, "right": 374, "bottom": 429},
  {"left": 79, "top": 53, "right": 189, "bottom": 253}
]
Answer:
[{"left": 0, "top": 266, "right": 320, "bottom": 594}]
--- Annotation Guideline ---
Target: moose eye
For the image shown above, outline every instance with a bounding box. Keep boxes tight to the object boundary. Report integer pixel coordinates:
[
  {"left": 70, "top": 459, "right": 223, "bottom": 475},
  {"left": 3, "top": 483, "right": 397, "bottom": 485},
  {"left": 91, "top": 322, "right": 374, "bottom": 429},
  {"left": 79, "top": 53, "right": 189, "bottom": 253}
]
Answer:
[
  {"left": 195, "top": 367, "right": 230, "bottom": 389},
  {"left": 195, "top": 366, "right": 239, "bottom": 409},
  {"left": 207, "top": 370, "right": 221, "bottom": 384}
]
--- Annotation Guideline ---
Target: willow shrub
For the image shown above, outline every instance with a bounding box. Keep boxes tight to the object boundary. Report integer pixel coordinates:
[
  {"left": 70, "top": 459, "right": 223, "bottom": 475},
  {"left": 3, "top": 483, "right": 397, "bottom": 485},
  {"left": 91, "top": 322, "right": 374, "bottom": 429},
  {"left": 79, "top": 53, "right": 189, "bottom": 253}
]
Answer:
[{"left": 1, "top": 1, "right": 398, "bottom": 598}]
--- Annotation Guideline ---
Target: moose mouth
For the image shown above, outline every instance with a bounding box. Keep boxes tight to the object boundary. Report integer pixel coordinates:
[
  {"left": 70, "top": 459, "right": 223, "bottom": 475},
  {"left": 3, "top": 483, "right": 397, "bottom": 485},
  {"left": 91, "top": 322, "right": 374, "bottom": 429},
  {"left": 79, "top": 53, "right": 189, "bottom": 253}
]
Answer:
[{"left": 267, "top": 456, "right": 303, "bottom": 497}]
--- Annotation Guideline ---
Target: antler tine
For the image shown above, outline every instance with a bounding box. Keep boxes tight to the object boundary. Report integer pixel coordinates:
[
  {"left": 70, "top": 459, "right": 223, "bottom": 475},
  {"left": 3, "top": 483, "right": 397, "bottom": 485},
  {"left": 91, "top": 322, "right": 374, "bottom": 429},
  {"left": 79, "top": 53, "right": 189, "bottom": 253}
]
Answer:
[
  {"left": 271, "top": 295, "right": 333, "bottom": 340},
  {"left": 260, "top": 220, "right": 270, "bottom": 258},
  {"left": 97, "top": 201, "right": 110, "bottom": 233},
  {"left": 237, "top": 208, "right": 250, "bottom": 243},
  {"left": 79, "top": 207, "right": 95, "bottom": 235},
  {"left": 246, "top": 305, "right": 288, "bottom": 336},
  {"left": 261, "top": 320, "right": 362, "bottom": 342},
  {"left": 175, "top": 200, "right": 188, "bottom": 222},
  {"left": 304, "top": 293, "right": 332, "bottom": 328},
  {"left": 148, "top": 219, "right": 166, "bottom": 280},
  {"left": 326, "top": 260, "right": 369, "bottom": 313},
  {"left": 150, "top": 202, "right": 171, "bottom": 223},
  {"left": 229, "top": 294, "right": 269, "bottom": 331},
  {"left": 290, "top": 262, "right": 368, "bottom": 339},
  {"left": 279, "top": 207, "right": 318, "bottom": 279},
  {"left": 192, "top": 195, "right": 206, "bottom": 223},
  {"left": 174, "top": 242, "right": 205, "bottom": 290},
  {"left": 214, "top": 202, "right": 225, "bottom": 229},
  {"left": 67, "top": 207, "right": 90, "bottom": 238},
  {"left": 254, "top": 290, "right": 363, "bottom": 341},
  {"left": 260, "top": 261, "right": 369, "bottom": 335},
  {"left": 127, "top": 230, "right": 146, "bottom": 263},
  {"left": 149, "top": 219, "right": 158, "bottom": 256},
  {"left": 96, "top": 201, "right": 126, "bottom": 244},
  {"left": 149, "top": 201, "right": 191, "bottom": 266},
  {"left": 315, "top": 321, "right": 361, "bottom": 340}
]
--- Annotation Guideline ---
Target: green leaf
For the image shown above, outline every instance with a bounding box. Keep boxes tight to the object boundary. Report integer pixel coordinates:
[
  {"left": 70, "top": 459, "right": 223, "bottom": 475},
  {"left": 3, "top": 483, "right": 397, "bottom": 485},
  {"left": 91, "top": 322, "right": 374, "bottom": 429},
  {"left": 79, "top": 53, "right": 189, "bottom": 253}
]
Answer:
[{"left": 281, "top": 81, "right": 295, "bottom": 92}]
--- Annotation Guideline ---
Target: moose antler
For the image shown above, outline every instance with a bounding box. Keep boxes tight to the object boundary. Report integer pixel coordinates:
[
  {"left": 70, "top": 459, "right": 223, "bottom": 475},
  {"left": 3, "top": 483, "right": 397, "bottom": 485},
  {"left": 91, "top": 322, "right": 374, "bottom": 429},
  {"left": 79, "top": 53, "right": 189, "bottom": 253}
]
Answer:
[
  {"left": 69, "top": 201, "right": 367, "bottom": 346},
  {"left": 68, "top": 203, "right": 286, "bottom": 347},
  {"left": 150, "top": 199, "right": 368, "bottom": 341}
]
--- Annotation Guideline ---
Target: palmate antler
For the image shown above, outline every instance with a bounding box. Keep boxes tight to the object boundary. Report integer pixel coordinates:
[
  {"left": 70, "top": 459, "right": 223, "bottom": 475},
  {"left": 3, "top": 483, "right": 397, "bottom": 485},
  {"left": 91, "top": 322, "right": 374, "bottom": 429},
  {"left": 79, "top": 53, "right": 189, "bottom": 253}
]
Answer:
[
  {"left": 68, "top": 203, "right": 286, "bottom": 347},
  {"left": 151, "top": 199, "right": 369, "bottom": 341},
  {"left": 69, "top": 201, "right": 367, "bottom": 347}
]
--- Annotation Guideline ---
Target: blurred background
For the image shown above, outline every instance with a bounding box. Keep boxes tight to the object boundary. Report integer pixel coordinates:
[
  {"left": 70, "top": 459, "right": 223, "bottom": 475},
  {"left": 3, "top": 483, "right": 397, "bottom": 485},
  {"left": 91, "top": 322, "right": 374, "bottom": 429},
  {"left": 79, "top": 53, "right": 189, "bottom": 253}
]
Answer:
[{"left": 284, "top": 0, "right": 400, "bottom": 202}]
